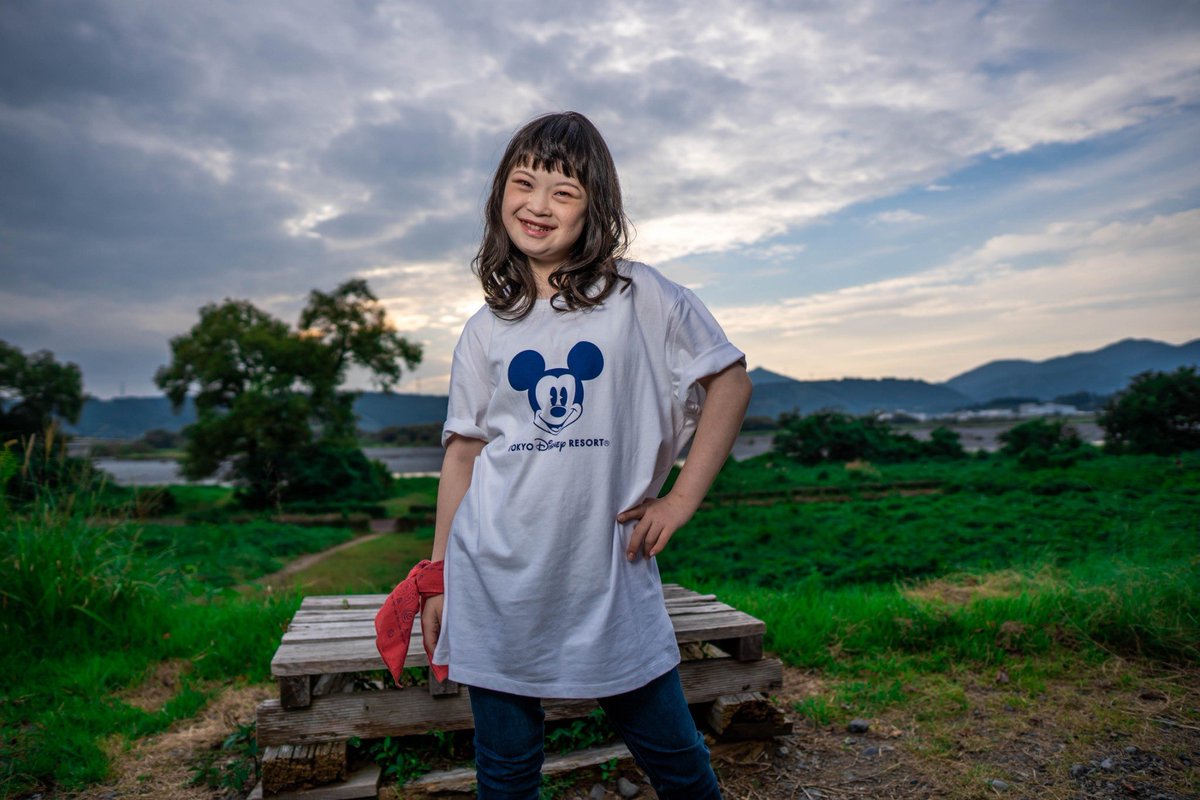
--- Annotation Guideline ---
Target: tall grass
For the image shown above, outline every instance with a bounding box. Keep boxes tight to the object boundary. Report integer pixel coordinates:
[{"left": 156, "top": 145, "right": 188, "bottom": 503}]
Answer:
[
  {"left": 0, "top": 454, "right": 344, "bottom": 796},
  {"left": 0, "top": 509, "right": 171, "bottom": 650}
]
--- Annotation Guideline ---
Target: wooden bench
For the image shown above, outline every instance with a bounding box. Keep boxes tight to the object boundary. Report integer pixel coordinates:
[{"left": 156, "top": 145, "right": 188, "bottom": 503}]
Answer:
[{"left": 252, "top": 584, "right": 783, "bottom": 798}]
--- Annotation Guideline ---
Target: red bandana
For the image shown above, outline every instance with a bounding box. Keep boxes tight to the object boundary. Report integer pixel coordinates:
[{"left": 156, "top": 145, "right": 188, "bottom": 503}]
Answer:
[{"left": 374, "top": 559, "right": 449, "bottom": 684}]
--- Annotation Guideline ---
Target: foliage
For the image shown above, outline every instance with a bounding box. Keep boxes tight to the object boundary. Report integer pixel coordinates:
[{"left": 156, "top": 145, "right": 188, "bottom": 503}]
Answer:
[
  {"left": 0, "top": 502, "right": 170, "bottom": 649},
  {"left": 998, "top": 417, "right": 1094, "bottom": 468},
  {"left": 235, "top": 441, "right": 392, "bottom": 509},
  {"left": 663, "top": 453, "right": 1198, "bottom": 591},
  {"left": 772, "top": 410, "right": 964, "bottom": 464},
  {"left": 356, "top": 728, "right": 468, "bottom": 788},
  {"left": 5, "top": 453, "right": 1197, "bottom": 796},
  {"left": 545, "top": 708, "right": 614, "bottom": 753},
  {"left": 188, "top": 722, "right": 261, "bottom": 792},
  {"left": 0, "top": 340, "right": 83, "bottom": 444},
  {"left": 135, "top": 519, "right": 353, "bottom": 588},
  {"left": 0, "top": 491, "right": 319, "bottom": 794},
  {"left": 1, "top": 366, "right": 99, "bottom": 506},
  {"left": 1099, "top": 367, "right": 1200, "bottom": 455},
  {"left": 155, "top": 279, "right": 421, "bottom": 508}
]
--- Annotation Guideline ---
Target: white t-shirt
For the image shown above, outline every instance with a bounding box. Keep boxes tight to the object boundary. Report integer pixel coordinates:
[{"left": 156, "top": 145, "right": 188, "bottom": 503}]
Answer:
[{"left": 434, "top": 261, "right": 745, "bottom": 698}]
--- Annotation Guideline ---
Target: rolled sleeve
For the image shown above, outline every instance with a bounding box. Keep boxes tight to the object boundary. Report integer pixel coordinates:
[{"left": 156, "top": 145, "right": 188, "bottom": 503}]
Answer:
[
  {"left": 441, "top": 313, "right": 494, "bottom": 447},
  {"left": 668, "top": 288, "right": 746, "bottom": 412}
]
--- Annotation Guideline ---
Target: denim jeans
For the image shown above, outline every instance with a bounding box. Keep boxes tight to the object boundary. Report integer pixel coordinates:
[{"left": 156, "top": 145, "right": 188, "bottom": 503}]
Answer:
[{"left": 467, "top": 667, "right": 722, "bottom": 800}]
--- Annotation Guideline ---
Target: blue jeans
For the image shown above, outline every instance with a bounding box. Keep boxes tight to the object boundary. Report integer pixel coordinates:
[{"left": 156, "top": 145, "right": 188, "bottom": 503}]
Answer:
[{"left": 467, "top": 667, "right": 722, "bottom": 800}]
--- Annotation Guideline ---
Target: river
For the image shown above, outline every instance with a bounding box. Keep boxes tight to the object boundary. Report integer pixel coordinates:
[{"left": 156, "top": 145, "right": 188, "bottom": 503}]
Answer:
[{"left": 92, "top": 437, "right": 778, "bottom": 487}]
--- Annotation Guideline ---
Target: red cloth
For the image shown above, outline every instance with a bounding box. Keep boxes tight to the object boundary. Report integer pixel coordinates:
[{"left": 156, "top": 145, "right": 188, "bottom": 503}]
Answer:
[{"left": 374, "top": 559, "right": 449, "bottom": 684}]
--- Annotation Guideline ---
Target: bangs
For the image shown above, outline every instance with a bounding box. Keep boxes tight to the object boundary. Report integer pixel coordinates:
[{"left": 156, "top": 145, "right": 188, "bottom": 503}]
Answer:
[{"left": 505, "top": 116, "right": 593, "bottom": 183}]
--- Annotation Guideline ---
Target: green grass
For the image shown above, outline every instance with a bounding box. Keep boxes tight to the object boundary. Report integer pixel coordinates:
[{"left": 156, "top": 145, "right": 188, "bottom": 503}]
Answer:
[
  {"left": 136, "top": 520, "right": 355, "bottom": 587},
  {"left": 265, "top": 528, "right": 435, "bottom": 594},
  {"left": 661, "top": 453, "right": 1199, "bottom": 589},
  {"left": 2, "top": 453, "right": 1196, "bottom": 797},
  {"left": 166, "top": 484, "right": 235, "bottom": 515},
  {"left": 657, "top": 451, "right": 1199, "bottom": 730}
]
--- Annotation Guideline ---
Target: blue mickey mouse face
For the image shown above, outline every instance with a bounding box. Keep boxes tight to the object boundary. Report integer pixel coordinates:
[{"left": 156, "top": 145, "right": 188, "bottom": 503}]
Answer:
[{"left": 507, "top": 341, "right": 604, "bottom": 435}]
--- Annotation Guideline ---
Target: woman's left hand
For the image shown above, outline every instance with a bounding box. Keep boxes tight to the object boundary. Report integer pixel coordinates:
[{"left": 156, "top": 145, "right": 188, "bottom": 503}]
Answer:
[{"left": 617, "top": 492, "right": 698, "bottom": 561}]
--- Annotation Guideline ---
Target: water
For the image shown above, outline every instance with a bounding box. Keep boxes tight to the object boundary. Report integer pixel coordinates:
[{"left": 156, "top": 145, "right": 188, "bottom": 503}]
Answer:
[{"left": 92, "top": 440, "right": 776, "bottom": 486}]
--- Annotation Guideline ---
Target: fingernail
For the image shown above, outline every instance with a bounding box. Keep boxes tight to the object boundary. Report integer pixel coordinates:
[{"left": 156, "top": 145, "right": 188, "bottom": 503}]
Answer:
[{"left": 626, "top": 552, "right": 634, "bottom": 561}]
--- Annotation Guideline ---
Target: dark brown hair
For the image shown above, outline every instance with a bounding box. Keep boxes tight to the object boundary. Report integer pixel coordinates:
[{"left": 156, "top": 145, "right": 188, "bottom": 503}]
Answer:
[{"left": 473, "top": 112, "right": 631, "bottom": 319}]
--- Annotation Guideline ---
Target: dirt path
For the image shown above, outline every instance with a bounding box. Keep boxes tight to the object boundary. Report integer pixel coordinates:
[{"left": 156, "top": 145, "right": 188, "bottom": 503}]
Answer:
[{"left": 255, "top": 531, "right": 388, "bottom": 586}]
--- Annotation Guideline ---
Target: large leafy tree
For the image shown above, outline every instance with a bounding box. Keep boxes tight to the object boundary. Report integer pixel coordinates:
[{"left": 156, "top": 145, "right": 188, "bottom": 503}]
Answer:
[
  {"left": 0, "top": 340, "right": 84, "bottom": 445},
  {"left": 1099, "top": 367, "right": 1200, "bottom": 455},
  {"left": 1, "top": 341, "right": 88, "bottom": 502},
  {"left": 155, "top": 280, "right": 422, "bottom": 507}
]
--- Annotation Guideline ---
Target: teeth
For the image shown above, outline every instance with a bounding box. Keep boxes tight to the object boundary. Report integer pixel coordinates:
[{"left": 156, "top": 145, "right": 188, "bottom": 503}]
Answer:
[{"left": 524, "top": 221, "right": 551, "bottom": 232}]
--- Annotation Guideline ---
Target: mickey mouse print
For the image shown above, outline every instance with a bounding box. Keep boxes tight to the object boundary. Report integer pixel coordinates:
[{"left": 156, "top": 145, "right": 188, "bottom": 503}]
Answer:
[{"left": 507, "top": 341, "right": 604, "bottom": 435}]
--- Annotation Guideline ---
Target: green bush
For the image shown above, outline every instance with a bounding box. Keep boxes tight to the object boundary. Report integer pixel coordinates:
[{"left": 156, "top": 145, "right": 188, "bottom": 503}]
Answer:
[
  {"left": 998, "top": 417, "right": 1094, "bottom": 468},
  {"left": 772, "top": 411, "right": 964, "bottom": 464},
  {"left": 236, "top": 441, "right": 392, "bottom": 509},
  {"left": 1100, "top": 367, "right": 1200, "bottom": 455}
]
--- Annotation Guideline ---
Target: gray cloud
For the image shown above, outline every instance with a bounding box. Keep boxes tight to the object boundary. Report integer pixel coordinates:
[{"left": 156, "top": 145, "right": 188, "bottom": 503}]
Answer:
[{"left": 1, "top": 0, "right": 1197, "bottom": 395}]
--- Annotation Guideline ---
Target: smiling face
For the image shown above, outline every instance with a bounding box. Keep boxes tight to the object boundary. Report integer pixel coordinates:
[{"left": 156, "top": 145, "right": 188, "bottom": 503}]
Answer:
[{"left": 501, "top": 163, "right": 588, "bottom": 284}]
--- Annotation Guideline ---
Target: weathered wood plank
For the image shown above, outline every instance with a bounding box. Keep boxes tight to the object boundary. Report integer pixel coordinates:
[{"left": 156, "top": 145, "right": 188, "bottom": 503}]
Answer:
[
  {"left": 272, "top": 612, "right": 763, "bottom": 677},
  {"left": 284, "top": 603, "right": 741, "bottom": 644},
  {"left": 706, "top": 692, "right": 792, "bottom": 740},
  {"left": 289, "top": 600, "right": 729, "bottom": 634},
  {"left": 248, "top": 762, "right": 379, "bottom": 800},
  {"left": 272, "top": 608, "right": 764, "bottom": 676},
  {"left": 290, "top": 610, "right": 380, "bottom": 623},
  {"left": 301, "top": 584, "right": 695, "bottom": 609},
  {"left": 290, "top": 595, "right": 717, "bottom": 625},
  {"left": 262, "top": 741, "right": 347, "bottom": 793},
  {"left": 257, "top": 657, "right": 782, "bottom": 746},
  {"left": 408, "top": 741, "right": 634, "bottom": 792}
]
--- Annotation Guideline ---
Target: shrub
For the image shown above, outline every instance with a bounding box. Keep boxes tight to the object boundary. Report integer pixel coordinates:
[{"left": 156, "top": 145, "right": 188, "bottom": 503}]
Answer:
[
  {"left": 999, "top": 417, "right": 1093, "bottom": 469},
  {"left": 236, "top": 441, "right": 392, "bottom": 509},
  {"left": 1100, "top": 367, "right": 1200, "bottom": 455},
  {"left": 772, "top": 411, "right": 965, "bottom": 464}
]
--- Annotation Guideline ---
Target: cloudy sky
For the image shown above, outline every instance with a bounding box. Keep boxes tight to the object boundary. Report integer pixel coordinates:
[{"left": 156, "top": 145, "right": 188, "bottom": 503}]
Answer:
[{"left": 2, "top": 0, "right": 1198, "bottom": 398}]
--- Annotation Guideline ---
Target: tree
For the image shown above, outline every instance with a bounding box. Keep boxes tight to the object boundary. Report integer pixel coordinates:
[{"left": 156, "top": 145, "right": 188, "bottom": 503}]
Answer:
[
  {"left": 772, "top": 411, "right": 965, "bottom": 464},
  {"left": 1, "top": 341, "right": 92, "bottom": 502},
  {"left": 155, "top": 280, "right": 422, "bottom": 508},
  {"left": 0, "top": 340, "right": 84, "bottom": 445},
  {"left": 998, "top": 417, "right": 1092, "bottom": 469},
  {"left": 1099, "top": 367, "right": 1200, "bottom": 455}
]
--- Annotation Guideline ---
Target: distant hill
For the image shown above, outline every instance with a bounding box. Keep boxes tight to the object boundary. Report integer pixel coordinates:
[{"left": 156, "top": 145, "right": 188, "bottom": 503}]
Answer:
[
  {"left": 746, "top": 367, "right": 796, "bottom": 386},
  {"left": 747, "top": 372, "right": 971, "bottom": 416},
  {"left": 351, "top": 392, "right": 449, "bottom": 432},
  {"left": 69, "top": 336, "right": 1199, "bottom": 438},
  {"left": 72, "top": 396, "right": 197, "bottom": 439},
  {"left": 69, "top": 392, "right": 448, "bottom": 439},
  {"left": 945, "top": 338, "right": 1200, "bottom": 402}
]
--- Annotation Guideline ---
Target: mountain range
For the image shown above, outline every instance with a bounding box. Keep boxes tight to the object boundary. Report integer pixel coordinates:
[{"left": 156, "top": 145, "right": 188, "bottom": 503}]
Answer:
[{"left": 67, "top": 337, "right": 1198, "bottom": 438}]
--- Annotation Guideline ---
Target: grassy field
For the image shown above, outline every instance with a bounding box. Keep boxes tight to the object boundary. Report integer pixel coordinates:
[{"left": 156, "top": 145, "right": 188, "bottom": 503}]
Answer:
[{"left": 1, "top": 449, "right": 1197, "bottom": 798}]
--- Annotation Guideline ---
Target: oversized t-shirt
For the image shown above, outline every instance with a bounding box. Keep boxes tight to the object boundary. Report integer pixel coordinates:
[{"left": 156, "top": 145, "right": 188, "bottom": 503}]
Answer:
[{"left": 434, "top": 261, "right": 745, "bottom": 698}]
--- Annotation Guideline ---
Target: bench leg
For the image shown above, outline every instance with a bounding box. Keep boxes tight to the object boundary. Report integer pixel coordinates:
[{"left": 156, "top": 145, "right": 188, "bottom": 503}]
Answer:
[
  {"left": 429, "top": 670, "right": 459, "bottom": 697},
  {"left": 713, "top": 634, "right": 763, "bottom": 661},
  {"left": 279, "top": 676, "right": 312, "bottom": 709}
]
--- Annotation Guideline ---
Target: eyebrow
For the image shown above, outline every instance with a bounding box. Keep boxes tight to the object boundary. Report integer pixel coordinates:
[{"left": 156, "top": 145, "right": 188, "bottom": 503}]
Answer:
[{"left": 511, "top": 168, "right": 582, "bottom": 189}]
